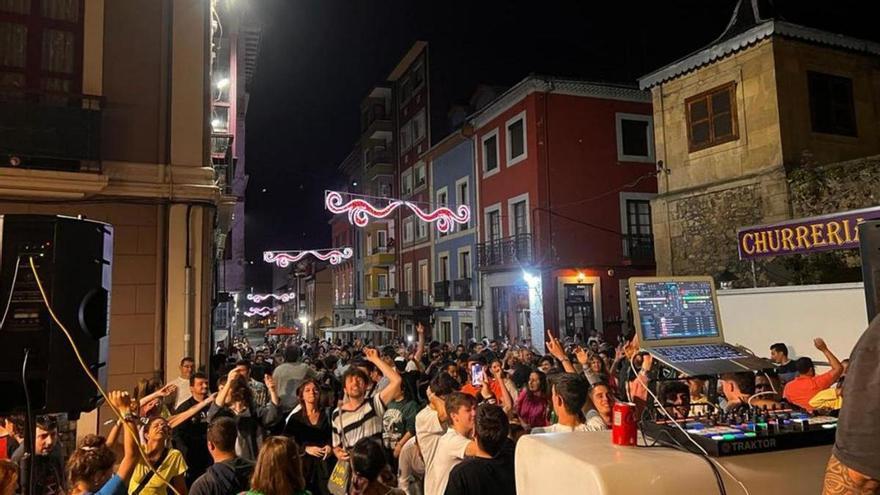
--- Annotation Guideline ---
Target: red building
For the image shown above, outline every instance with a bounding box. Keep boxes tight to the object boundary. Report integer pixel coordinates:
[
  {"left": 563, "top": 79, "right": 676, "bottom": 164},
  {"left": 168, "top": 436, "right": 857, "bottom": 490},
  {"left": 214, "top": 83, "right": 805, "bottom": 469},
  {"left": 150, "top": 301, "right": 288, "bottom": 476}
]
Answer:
[
  {"left": 388, "top": 42, "right": 433, "bottom": 336},
  {"left": 472, "top": 76, "right": 657, "bottom": 344}
]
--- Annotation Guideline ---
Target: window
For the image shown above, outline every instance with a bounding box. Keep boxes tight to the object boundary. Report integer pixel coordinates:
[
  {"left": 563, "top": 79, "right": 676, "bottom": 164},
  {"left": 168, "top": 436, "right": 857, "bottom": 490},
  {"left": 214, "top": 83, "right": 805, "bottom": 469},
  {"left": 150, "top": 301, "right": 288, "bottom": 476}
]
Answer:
[
  {"left": 439, "top": 255, "right": 449, "bottom": 281},
  {"left": 416, "top": 220, "right": 428, "bottom": 240},
  {"left": 506, "top": 112, "right": 527, "bottom": 165},
  {"left": 510, "top": 196, "right": 529, "bottom": 236},
  {"left": 616, "top": 113, "right": 654, "bottom": 162},
  {"left": 377, "top": 230, "right": 387, "bottom": 250},
  {"left": 626, "top": 200, "right": 652, "bottom": 237},
  {"left": 487, "top": 209, "right": 502, "bottom": 242},
  {"left": 436, "top": 188, "right": 448, "bottom": 236},
  {"left": 456, "top": 178, "right": 470, "bottom": 230},
  {"left": 377, "top": 274, "right": 388, "bottom": 295},
  {"left": 404, "top": 264, "right": 413, "bottom": 292},
  {"left": 399, "top": 76, "right": 411, "bottom": 103},
  {"left": 439, "top": 321, "right": 452, "bottom": 343},
  {"left": 378, "top": 180, "right": 392, "bottom": 198},
  {"left": 482, "top": 131, "right": 499, "bottom": 174},
  {"left": 402, "top": 170, "right": 413, "bottom": 195},
  {"left": 459, "top": 250, "right": 471, "bottom": 278},
  {"left": 415, "top": 163, "right": 427, "bottom": 189},
  {"left": 413, "top": 109, "right": 426, "bottom": 144},
  {"left": 808, "top": 71, "right": 856, "bottom": 136},
  {"left": 685, "top": 82, "right": 738, "bottom": 152},
  {"left": 411, "top": 60, "right": 425, "bottom": 89},
  {"left": 400, "top": 122, "right": 412, "bottom": 153},
  {"left": 419, "top": 261, "right": 429, "bottom": 293},
  {"left": 404, "top": 219, "right": 414, "bottom": 243},
  {"left": 0, "top": 0, "right": 84, "bottom": 98}
]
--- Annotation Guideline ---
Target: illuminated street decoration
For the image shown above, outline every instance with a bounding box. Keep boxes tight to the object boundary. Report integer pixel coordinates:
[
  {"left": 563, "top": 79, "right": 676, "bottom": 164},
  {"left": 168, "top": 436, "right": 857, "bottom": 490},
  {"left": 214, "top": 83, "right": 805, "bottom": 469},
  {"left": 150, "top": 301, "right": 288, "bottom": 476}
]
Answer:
[
  {"left": 263, "top": 247, "right": 354, "bottom": 267},
  {"left": 244, "top": 306, "right": 278, "bottom": 317},
  {"left": 246, "top": 292, "right": 296, "bottom": 303},
  {"left": 325, "top": 190, "right": 470, "bottom": 233}
]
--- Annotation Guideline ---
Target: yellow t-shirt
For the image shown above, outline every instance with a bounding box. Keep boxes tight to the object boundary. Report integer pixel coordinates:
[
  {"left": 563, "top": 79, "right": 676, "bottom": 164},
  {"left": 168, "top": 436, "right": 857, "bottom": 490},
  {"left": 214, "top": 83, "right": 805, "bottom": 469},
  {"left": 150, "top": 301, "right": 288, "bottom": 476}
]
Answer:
[{"left": 128, "top": 448, "right": 188, "bottom": 495}]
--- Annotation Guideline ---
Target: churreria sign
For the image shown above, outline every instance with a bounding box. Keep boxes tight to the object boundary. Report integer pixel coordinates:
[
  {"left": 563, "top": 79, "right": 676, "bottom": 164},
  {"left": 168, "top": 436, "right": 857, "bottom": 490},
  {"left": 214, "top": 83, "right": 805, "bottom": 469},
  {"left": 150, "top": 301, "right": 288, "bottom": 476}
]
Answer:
[{"left": 737, "top": 206, "right": 880, "bottom": 260}]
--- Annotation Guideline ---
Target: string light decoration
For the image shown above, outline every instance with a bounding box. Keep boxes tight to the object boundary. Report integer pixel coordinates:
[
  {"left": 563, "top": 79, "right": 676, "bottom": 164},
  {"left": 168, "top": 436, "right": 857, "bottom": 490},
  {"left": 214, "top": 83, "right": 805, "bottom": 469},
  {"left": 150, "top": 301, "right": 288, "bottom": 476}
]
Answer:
[
  {"left": 246, "top": 292, "right": 296, "bottom": 303},
  {"left": 325, "top": 190, "right": 470, "bottom": 233},
  {"left": 263, "top": 247, "right": 354, "bottom": 267},
  {"left": 244, "top": 306, "right": 278, "bottom": 317}
]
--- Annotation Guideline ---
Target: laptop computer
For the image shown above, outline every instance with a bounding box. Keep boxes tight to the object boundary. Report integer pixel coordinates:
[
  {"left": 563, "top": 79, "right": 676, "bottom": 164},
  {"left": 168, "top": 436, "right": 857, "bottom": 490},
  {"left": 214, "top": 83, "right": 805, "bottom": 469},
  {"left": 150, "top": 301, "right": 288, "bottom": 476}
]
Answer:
[{"left": 628, "top": 276, "right": 774, "bottom": 376}]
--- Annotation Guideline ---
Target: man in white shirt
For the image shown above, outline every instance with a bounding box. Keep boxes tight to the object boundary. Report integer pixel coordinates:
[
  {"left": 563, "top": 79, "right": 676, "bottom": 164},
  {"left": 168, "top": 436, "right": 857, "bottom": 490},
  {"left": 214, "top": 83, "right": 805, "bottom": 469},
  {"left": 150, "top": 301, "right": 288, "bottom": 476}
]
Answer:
[
  {"left": 171, "top": 357, "right": 195, "bottom": 409},
  {"left": 414, "top": 373, "right": 460, "bottom": 476},
  {"left": 423, "top": 392, "right": 477, "bottom": 495},
  {"left": 532, "top": 373, "right": 591, "bottom": 434}
]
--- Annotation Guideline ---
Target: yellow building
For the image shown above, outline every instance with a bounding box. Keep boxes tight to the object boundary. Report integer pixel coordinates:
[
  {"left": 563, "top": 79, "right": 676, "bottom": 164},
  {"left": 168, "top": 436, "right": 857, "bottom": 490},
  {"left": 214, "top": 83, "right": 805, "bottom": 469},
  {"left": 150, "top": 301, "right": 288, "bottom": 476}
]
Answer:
[
  {"left": 639, "top": 0, "right": 880, "bottom": 283},
  {"left": 0, "top": 0, "right": 245, "bottom": 432}
]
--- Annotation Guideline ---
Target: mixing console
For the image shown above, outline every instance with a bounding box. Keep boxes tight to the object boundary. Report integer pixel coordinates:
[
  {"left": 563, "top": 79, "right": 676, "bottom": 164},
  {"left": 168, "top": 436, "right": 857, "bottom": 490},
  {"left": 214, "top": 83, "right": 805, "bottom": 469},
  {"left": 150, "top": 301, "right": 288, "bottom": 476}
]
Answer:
[{"left": 643, "top": 406, "right": 837, "bottom": 456}]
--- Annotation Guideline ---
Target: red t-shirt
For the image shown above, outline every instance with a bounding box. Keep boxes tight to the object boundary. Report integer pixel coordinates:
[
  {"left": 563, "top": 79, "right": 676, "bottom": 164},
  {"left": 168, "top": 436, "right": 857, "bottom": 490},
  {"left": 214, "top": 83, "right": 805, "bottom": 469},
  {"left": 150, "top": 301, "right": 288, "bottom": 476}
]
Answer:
[
  {"left": 783, "top": 370, "right": 839, "bottom": 412},
  {"left": 460, "top": 379, "right": 505, "bottom": 402}
]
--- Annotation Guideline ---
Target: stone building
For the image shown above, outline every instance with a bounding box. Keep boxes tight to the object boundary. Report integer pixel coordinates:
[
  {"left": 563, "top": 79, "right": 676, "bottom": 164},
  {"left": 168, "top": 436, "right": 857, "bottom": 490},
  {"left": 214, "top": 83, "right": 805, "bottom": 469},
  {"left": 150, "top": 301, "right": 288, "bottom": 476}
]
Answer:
[
  {"left": 639, "top": 0, "right": 880, "bottom": 285},
  {"left": 0, "top": 0, "right": 247, "bottom": 435}
]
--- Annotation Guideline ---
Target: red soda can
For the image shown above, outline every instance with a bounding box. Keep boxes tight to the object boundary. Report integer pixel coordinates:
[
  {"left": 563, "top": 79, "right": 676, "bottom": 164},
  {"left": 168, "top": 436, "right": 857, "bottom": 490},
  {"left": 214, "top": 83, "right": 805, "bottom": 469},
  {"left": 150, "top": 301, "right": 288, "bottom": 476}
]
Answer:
[{"left": 612, "top": 402, "right": 638, "bottom": 446}]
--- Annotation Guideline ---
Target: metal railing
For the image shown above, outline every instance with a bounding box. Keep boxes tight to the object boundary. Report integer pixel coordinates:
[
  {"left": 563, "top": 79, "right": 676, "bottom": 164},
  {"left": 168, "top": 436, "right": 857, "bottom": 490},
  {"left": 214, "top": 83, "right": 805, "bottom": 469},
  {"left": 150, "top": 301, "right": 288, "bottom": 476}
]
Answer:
[
  {"left": 452, "top": 278, "right": 472, "bottom": 302},
  {"left": 434, "top": 280, "right": 450, "bottom": 305},
  {"left": 476, "top": 234, "right": 533, "bottom": 270},
  {"left": 0, "top": 88, "right": 102, "bottom": 171}
]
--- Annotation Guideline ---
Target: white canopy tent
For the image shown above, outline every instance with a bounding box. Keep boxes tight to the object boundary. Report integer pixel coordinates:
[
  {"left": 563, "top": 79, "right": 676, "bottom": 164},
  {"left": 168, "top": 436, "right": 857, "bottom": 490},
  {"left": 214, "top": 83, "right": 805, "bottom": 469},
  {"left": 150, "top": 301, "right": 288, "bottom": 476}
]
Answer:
[{"left": 324, "top": 321, "right": 395, "bottom": 344}]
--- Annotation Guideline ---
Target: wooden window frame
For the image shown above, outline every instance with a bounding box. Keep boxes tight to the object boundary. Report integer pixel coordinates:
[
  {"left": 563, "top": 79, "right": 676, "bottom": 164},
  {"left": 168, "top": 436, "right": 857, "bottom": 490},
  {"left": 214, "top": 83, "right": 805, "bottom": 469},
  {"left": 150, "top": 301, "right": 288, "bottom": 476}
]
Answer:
[
  {"left": 0, "top": 0, "right": 85, "bottom": 96},
  {"left": 685, "top": 81, "right": 739, "bottom": 152}
]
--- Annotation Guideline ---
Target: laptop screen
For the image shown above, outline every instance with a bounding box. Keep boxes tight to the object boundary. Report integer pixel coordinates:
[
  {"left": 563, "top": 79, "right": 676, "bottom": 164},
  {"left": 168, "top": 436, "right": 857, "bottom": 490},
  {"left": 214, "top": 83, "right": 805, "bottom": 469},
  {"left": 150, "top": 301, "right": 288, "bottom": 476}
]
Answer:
[{"left": 633, "top": 280, "right": 720, "bottom": 341}]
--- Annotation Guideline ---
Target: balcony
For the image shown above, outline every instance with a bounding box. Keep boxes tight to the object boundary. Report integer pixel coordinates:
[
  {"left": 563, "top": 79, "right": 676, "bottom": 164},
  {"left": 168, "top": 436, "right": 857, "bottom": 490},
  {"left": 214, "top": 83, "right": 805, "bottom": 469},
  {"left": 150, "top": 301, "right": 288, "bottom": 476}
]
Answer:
[
  {"left": 623, "top": 234, "right": 655, "bottom": 265},
  {"left": 434, "top": 280, "right": 450, "bottom": 307},
  {"left": 452, "top": 278, "right": 473, "bottom": 302},
  {"left": 211, "top": 133, "right": 235, "bottom": 195},
  {"left": 476, "top": 234, "right": 533, "bottom": 271},
  {"left": 362, "top": 107, "right": 392, "bottom": 140},
  {"left": 397, "top": 290, "right": 429, "bottom": 308},
  {"left": 0, "top": 91, "right": 102, "bottom": 172},
  {"left": 365, "top": 245, "right": 395, "bottom": 267},
  {"left": 366, "top": 290, "right": 394, "bottom": 310}
]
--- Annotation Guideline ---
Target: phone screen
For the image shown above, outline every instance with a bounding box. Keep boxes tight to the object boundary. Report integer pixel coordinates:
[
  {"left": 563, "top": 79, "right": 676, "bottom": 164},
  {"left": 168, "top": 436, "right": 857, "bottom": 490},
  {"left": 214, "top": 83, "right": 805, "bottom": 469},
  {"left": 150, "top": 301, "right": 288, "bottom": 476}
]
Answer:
[{"left": 471, "top": 363, "right": 484, "bottom": 387}]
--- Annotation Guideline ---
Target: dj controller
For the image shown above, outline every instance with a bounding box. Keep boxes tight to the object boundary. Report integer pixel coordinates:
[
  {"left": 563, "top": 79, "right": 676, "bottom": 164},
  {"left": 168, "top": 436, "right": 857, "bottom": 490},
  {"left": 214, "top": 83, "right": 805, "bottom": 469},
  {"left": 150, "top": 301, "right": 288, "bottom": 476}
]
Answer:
[{"left": 642, "top": 406, "right": 838, "bottom": 457}]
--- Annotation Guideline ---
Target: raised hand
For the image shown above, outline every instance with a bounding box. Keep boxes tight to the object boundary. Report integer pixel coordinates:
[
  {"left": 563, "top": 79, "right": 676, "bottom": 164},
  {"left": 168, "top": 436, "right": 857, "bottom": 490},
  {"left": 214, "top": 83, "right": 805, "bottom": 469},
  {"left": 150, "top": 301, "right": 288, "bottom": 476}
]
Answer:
[
  {"left": 363, "top": 347, "right": 380, "bottom": 362},
  {"left": 108, "top": 390, "right": 131, "bottom": 413},
  {"left": 575, "top": 346, "right": 589, "bottom": 365},
  {"left": 159, "top": 384, "right": 177, "bottom": 397},
  {"left": 263, "top": 374, "right": 276, "bottom": 391},
  {"left": 814, "top": 338, "right": 828, "bottom": 352},
  {"left": 545, "top": 329, "right": 566, "bottom": 361}
]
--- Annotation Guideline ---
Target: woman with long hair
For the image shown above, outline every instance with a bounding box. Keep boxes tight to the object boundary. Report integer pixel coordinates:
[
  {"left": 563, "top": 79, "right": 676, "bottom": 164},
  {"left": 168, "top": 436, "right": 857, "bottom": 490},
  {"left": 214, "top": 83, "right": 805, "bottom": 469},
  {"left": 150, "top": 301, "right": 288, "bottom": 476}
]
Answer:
[
  {"left": 208, "top": 368, "right": 280, "bottom": 461},
  {"left": 283, "top": 379, "right": 333, "bottom": 495},
  {"left": 67, "top": 391, "right": 138, "bottom": 495},
  {"left": 349, "top": 438, "right": 404, "bottom": 495},
  {"left": 245, "top": 436, "right": 309, "bottom": 495},
  {"left": 515, "top": 370, "right": 549, "bottom": 430}
]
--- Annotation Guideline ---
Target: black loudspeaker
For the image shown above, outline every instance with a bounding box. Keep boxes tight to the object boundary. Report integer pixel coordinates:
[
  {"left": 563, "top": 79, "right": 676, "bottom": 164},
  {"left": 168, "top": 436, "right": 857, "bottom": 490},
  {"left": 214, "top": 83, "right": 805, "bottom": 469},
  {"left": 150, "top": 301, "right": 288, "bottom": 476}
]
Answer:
[
  {"left": 859, "top": 220, "right": 880, "bottom": 323},
  {"left": 0, "top": 214, "right": 113, "bottom": 417}
]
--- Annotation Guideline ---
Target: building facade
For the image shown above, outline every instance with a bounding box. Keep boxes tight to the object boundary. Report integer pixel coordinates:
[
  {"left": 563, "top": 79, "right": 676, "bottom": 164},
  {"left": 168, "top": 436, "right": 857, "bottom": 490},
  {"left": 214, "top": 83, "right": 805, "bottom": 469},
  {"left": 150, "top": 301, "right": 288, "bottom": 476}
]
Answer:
[
  {"left": 331, "top": 150, "right": 363, "bottom": 327},
  {"left": 471, "top": 76, "right": 657, "bottom": 344},
  {"left": 389, "top": 42, "right": 433, "bottom": 337},
  {"left": 428, "top": 133, "right": 477, "bottom": 344},
  {"left": 0, "top": 0, "right": 236, "bottom": 434},
  {"left": 639, "top": 0, "right": 880, "bottom": 286},
  {"left": 214, "top": 0, "right": 261, "bottom": 341}
]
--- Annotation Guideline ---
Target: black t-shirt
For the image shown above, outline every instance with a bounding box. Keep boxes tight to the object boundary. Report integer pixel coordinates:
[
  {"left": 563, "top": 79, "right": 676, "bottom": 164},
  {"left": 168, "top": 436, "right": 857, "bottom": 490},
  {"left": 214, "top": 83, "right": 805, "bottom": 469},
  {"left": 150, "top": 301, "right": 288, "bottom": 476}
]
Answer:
[
  {"left": 775, "top": 360, "right": 797, "bottom": 375},
  {"left": 173, "top": 397, "right": 212, "bottom": 483},
  {"left": 444, "top": 439, "right": 516, "bottom": 495},
  {"left": 833, "top": 315, "right": 880, "bottom": 479},
  {"left": 189, "top": 457, "right": 255, "bottom": 495}
]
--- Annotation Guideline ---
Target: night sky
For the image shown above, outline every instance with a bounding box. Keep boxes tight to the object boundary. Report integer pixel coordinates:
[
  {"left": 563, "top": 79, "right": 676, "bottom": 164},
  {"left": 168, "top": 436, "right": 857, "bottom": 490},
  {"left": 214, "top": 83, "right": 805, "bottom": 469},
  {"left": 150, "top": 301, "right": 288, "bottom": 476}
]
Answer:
[{"left": 243, "top": 0, "right": 871, "bottom": 290}]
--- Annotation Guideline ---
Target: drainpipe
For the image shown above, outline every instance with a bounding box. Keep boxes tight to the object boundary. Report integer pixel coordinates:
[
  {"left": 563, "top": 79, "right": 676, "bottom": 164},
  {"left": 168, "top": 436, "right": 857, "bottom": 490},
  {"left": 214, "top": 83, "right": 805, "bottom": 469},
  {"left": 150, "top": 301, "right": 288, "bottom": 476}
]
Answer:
[{"left": 184, "top": 205, "right": 195, "bottom": 357}]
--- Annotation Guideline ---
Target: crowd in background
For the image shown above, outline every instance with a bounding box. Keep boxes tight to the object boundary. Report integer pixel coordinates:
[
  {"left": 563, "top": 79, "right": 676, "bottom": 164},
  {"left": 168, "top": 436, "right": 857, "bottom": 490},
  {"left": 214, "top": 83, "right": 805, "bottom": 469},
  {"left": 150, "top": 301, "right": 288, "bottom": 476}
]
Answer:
[{"left": 0, "top": 323, "right": 848, "bottom": 495}]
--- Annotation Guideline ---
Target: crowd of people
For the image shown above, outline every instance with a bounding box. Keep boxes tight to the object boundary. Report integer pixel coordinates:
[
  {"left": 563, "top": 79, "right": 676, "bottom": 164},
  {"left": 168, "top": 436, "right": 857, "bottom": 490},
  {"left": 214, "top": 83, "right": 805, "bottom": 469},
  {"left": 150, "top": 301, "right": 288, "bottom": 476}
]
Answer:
[{"left": 0, "top": 323, "right": 850, "bottom": 495}]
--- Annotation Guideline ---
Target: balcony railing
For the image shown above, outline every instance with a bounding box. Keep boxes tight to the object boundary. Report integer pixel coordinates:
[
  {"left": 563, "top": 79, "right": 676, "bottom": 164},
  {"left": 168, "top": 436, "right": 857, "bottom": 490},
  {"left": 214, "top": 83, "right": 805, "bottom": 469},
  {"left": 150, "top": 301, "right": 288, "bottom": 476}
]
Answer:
[
  {"left": 211, "top": 133, "right": 235, "bottom": 194},
  {"left": 434, "top": 280, "right": 450, "bottom": 306},
  {"left": 624, "top": 234, "right": 655, "bottom": 264},
  {"left": 371, "top": 245, "right": 390, "bottom": 255},
  {"left": 397, "top": 290, "right": 429, "bottom": 308},
  {"left": 453, "top": 278, "right": 472, "bottom": 302},
  {"left": 364, "top": 149, "right": 392, "bottom": 169},
  {"left": 476, "top": 234, "right": 533, "bottom": 270},
  {"left": 0, "top": 89, "right": 102, "bottom": 171}
]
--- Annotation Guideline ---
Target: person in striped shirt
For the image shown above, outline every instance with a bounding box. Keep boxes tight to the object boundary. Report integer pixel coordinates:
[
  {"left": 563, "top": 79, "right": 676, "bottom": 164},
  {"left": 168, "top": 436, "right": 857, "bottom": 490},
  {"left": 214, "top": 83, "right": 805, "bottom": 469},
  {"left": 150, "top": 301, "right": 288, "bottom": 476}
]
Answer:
[{"left": 331, "top": 347, "right": 402, "bottom": 462}]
